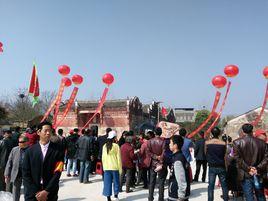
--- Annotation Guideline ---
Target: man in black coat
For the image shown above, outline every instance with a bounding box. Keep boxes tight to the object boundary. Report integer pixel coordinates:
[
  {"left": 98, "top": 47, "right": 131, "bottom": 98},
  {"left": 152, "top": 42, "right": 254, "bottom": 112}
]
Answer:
[
  {"left": 0, "top": 130, "right": 15, "bottom": 191},
  {"left": 193, "top": 131, "right": 207, "bottom": 182},
  {"left": 76, "top": 129, "right": 94, "bottom": 183},
  {"left": 22, "top": 121, "right": 64, "bottom": 201}
]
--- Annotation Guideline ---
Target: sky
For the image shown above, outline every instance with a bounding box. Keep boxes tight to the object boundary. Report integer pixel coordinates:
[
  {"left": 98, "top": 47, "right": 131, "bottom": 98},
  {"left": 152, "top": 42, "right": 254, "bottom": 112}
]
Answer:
[{"left": 0, "top": 0, "right": 268, "bottom": 116}]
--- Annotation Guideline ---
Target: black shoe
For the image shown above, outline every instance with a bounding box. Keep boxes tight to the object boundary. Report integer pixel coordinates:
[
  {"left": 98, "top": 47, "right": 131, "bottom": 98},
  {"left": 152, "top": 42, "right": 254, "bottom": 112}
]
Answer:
[
  {"left": 126, "top": 189, "right": 133, "bottom": 193},
  {"left": 193, "top": 179, "right": 198, "bottom": 182}
]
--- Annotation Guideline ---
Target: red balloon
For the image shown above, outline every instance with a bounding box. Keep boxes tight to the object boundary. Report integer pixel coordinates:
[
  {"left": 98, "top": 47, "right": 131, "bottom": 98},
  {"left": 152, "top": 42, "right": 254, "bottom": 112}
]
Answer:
[
  {"left": 263, "top": 66, "right": 268, "bottom": 79},
  {"left": 0, "top": 42, "right": 2, "bottom": 47},
  {"left": 58, "top": 65, "right": 70, "bottom": 76},
  {"left": 224, "top": 65, "right": 239, "bottom": 77},
  {"left": 72, "top": 74, "right": 83, "bottom": 85},
  {"left": 212, "top": 75, "right": 227, "bottom": 89},
  {"left": 102, "top": 73, "right": 114, "bottom": 85},
  {"left": 62, "top": 77, "right": 72, "bottom": 87}
]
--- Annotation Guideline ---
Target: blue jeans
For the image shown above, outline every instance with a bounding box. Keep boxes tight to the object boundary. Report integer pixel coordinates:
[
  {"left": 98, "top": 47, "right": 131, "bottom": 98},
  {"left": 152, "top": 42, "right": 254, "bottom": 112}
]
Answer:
[
  {"left": 67, "top": 159, "right": 78, "bottom": 175},
  {"left": 103, "top": 170, "right": 120, "bottom": 197},
  {"left": 242, "top": 178, "right": 265, "bottom": 201},
  {"left": 79, "top": 160, "right": 91, "bottom": 183},
  {"left": 208, "top": 167, "right": 228, "bottom": 201}
]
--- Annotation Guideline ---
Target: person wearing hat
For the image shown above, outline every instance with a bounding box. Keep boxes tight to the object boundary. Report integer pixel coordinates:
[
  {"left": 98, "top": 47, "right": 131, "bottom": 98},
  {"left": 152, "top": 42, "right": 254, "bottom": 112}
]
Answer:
[{"left": 102, "top": 130, "right": 122, "bottom": 201}]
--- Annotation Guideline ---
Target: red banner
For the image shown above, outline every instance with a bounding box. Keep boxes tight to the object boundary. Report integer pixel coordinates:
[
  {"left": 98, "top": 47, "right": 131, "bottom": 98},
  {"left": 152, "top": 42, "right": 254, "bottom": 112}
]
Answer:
[
  {"left": 205, "top": 81, "right": 232, "bottom": 136},
  {"left": 41, "top": 79, "right": 65, "bottom": 123},
  {"left": 252, "top": 82, "right": 268, "bottom": 126},
  {"left": 188, "top": 91, "right": 221, "bottom": 138},
  {"left": 53, "top": 78, "right": 66, "bottom": 127},
  {"left": 54, "top": 87, "right": 79, "bottom": 129},
  {"left": 81, "top": 87, "right": 109, "bottom": 131}
]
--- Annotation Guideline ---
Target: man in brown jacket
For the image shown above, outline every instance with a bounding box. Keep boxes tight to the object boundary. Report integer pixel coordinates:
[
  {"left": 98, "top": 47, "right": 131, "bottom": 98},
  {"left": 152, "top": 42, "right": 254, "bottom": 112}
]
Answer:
[
  {"left": 233, "top": 123, "right": 268, "bottom": 201},
  {"left": 147, "top": 127, "right": 167, "bottom": 201}
]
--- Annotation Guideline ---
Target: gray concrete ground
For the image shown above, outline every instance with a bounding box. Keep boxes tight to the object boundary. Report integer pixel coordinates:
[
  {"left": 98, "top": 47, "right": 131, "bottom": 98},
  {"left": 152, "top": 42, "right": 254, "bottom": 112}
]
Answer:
[
  {"left": 55, "top": 160, "right": 226, "bottom": 201},
  {"left": 18, "top": 154, "right": 248, "bottom": 200}
]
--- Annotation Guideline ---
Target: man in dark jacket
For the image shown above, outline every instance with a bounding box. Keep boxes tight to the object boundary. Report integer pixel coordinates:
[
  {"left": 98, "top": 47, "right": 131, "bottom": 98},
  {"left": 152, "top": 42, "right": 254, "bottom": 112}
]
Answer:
[
  {"left": 66, "top": 130, "right": 79, "bottom": 177},
  {"left": 0, "top": 130, "right": 15, "bottom": 191},
  {"left": 206, "top": 127, "right": 228, "bottom": 201},
  {"left": 168, "top": 135, "right": 190, "bottom": 201},
  {"left": 147, "top": 127, "right": 167, "bottom": 201},
  {"left": 233, "top": 123, "right": 268, "bottom": 201},
  {"left": 193, "top": 131, "right": 207, "bottom": 182},
  {"left": 76, "top": 129, "right": 94, "bottom": 183},
  {"left": 22, "top": 121, "right": 64, "bottom": 201}
]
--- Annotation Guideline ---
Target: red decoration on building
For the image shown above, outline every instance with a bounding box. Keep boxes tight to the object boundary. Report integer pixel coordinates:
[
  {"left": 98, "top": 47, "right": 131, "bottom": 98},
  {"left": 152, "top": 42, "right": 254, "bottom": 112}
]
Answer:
[
  {"left": 58, "top": 65, "right": 71, "bottom": 76},
  {"left": 212, "top": 75, "right": 227, "bottom": 89},
  {"left": 224, "top": 65, "right": 239, "bottom": 77}
]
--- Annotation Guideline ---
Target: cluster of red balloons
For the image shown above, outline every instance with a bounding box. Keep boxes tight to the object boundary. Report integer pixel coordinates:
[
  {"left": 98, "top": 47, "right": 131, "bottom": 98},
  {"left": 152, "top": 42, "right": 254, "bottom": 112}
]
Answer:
[
  {"left": 58, "top": 65, "right": 114, "bottom": 87},
  {"left": 212, "top": 65, "right": 239, "bottom": 88},
  {"left": 58, "top": 65, "right": 83, "bottom": 87}
]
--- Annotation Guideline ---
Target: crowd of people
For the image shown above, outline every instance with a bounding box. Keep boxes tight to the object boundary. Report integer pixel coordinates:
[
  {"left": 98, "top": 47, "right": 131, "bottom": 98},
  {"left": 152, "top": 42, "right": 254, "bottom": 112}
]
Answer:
[{"left": 0, "top": 121, "right": 267, "bottom": 201}]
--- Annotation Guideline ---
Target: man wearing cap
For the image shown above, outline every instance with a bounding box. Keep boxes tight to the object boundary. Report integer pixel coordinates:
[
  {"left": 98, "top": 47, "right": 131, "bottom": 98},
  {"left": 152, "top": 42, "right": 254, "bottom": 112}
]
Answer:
[{"left": 4, "top": 134, "right": 29, "bottom": 201}]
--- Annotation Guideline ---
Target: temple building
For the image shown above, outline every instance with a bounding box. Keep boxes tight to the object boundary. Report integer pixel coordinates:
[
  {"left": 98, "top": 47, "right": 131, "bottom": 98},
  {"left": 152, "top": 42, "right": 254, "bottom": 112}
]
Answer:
[{"left": 56, "top": 97, "right": 166, "bottom": 136}]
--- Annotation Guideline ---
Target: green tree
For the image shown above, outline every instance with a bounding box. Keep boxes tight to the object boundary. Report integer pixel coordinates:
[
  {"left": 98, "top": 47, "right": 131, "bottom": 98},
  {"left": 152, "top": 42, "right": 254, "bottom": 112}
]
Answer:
[{"left": 194, "top": 109, "right": 220, "bottom": 131}]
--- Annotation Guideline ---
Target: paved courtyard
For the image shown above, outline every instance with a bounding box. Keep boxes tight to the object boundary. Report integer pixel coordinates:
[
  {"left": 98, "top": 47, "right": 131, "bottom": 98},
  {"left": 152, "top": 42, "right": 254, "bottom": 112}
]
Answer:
[{"left": 55, "top": 160, "right": 225, "bottom": 201}]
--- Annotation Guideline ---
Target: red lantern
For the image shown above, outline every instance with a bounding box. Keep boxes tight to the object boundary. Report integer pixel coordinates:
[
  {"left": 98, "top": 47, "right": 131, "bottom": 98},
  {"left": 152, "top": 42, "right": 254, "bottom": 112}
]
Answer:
[
  {"left": 102, "top": 73, "right": 114, "bottom": 85},
  {"left": 58, "top": 65, "right": 70, "bottom": 76},
  {"left": 212, "top": 75, "right": 227, "bottom": 89},
  {"left": 224, "top": 65, "right": 239, "bottom": 77},
  {"left": 62, "top": 77, "right": 72, "bottom": 87},
  {"left": 263, "top": 66, "right": 268, "bottom": 79},
  {"left": 72, "top": 74, "right": 83, "bottom": 85}
]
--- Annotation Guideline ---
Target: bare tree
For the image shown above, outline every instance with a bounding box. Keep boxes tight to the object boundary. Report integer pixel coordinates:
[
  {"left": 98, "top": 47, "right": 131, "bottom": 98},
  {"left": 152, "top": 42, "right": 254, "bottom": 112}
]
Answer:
[
  {"left": 37, "top": 90, "right": 57, "bottom": 114},
  {"left": 0, "top": 88, "right": 57, "bottom": 126}
]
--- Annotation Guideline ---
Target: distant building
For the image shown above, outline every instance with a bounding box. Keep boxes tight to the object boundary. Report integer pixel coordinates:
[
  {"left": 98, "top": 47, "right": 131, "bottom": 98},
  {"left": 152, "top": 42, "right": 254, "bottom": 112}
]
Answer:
[
  {"left": 56, "top": 97, "right": 160, "bottom": 136},
  {"left": 225, "top": 106, "right": 268, "bottom": 139},
  {"left": 174, "top": 108, "right": 196, "bottom": 123}
]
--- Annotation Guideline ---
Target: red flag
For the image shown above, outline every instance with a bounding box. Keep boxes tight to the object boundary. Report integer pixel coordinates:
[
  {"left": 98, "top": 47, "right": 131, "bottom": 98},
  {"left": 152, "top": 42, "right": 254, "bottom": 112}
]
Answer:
[
  {"left": 161, "top": 107, "right": 168, "bottom": 117},
  {"left": 28, "top": 63, "right": 40, "bottom": 106},
  {"left": 28, "top": 65, "right": 37, "bottom": 94}
]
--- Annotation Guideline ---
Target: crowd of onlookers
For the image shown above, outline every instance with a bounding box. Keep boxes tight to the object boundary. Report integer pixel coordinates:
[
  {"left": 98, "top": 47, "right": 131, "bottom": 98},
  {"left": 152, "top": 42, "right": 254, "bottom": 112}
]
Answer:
[{"left": 0, "top": 122, "right": 267, "bottom": 201}]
